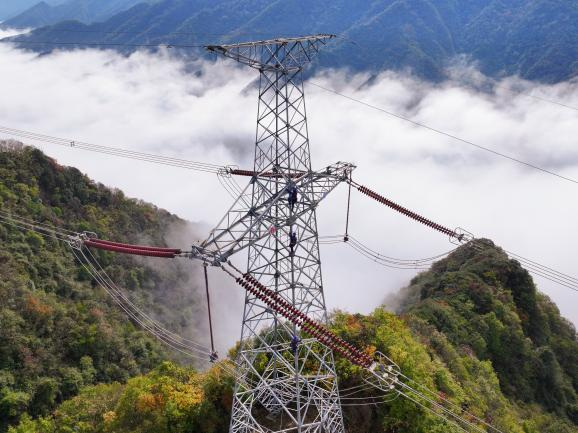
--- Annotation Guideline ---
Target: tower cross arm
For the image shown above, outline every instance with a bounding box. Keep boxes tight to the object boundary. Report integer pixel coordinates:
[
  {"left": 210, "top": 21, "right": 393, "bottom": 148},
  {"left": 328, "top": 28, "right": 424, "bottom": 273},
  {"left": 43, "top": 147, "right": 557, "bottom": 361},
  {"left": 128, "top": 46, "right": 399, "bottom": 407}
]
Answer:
[
  {"left": 195, "top": 161, "right": 355, "bottom": 263},
  {"left": 206, "top": 34, "right": 335, "bottom": 72}
]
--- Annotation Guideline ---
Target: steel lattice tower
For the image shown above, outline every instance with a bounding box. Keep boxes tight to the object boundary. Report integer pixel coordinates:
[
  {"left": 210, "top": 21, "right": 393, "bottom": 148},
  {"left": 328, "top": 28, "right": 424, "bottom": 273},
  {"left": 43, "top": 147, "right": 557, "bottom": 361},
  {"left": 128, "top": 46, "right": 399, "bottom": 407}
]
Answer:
[{"left": 206, "top": 35, "right": 346, "bottom": 433}]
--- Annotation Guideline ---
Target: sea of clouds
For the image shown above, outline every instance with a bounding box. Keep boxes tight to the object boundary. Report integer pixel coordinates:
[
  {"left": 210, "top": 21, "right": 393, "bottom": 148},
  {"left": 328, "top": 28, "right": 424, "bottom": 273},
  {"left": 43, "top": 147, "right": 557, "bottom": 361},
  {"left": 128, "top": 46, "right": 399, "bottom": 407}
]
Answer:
[{"left": 1, "top": 31, "right": 577, "bottom": 350}]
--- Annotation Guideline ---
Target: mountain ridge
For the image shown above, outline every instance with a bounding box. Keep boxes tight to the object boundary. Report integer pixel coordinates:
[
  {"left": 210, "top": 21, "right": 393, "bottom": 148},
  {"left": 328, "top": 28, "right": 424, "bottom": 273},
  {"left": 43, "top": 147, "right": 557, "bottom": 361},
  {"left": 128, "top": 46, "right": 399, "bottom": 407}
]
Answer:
[
  {"left": 0, "top": 1, "right": 65, "bottom": 22},
  {"left": 0, "top": 141, "right": 208, "bottom": 432},
  {"left": 4, "top": 0, "right": 578, "bottom": 83},
  {"left": 3, "top": 0, "right": 157, "bottom": 29},
  {"left": 393, "top": 240, "right": 578, "bottom": 421},
  {"left": 1, "top": 143, "right": 576, "bottom": 432}
]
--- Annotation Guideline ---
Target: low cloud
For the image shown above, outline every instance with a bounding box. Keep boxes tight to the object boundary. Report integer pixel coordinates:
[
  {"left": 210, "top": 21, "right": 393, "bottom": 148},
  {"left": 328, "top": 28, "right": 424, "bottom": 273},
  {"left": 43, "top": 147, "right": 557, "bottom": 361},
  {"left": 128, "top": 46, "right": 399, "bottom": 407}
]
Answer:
[
  {"left": 0, "top": 37, "right": 577, "bottom": 349},
  {"left": 0, "top": 28, "right": 30, "bottom": 39}
]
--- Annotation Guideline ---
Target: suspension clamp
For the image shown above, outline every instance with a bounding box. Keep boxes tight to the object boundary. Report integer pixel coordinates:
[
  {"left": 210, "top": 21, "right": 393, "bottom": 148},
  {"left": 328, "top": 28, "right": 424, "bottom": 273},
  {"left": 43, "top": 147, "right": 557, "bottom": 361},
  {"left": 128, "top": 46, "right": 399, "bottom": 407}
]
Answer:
[
  {"left": 450, "top": 227, "right": 475, "bottom": 245},
  {"left": 186, "top": 245, "right": 223, "bottom": 266}
]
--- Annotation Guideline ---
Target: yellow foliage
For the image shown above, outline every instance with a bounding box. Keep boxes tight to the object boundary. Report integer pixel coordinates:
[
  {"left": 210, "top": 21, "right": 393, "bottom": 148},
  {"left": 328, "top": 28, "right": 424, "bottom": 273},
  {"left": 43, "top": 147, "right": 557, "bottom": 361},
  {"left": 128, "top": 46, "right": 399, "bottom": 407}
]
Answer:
[
  {"left": 364, "top": 344, "right": 377, "bottom": 358},
  {"left": 24, "top": 294, "right": 53, "bottom": 317},
  {"left": 169, "top": 383, "right": 204, "bottom": 410},
  {"left": 102, "top": 411, "right": 116, "bottom": 425},
  {"left": 135, "top": 392, "right": 164, "bottom": 413},
  {"left": 345, "top": 315, "right": 362, "bottom": 333}
]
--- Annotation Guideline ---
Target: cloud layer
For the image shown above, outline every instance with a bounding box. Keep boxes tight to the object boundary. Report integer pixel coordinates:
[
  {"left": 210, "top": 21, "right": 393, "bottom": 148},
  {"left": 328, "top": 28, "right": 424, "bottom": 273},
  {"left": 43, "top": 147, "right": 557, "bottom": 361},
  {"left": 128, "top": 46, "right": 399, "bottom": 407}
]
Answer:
[{"left": 1, "top": 37, "right": 577, "bottom": 349}]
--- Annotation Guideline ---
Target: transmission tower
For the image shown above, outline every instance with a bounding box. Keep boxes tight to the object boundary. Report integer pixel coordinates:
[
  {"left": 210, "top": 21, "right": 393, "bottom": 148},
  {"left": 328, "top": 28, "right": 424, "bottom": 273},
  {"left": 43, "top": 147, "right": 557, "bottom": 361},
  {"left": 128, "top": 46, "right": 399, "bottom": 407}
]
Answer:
[
  {"left": 206, "top": 35, "right": 349, "bottom": 433},
  {"left": 0, "top": 30, "right": 505, "bottom": 433}
]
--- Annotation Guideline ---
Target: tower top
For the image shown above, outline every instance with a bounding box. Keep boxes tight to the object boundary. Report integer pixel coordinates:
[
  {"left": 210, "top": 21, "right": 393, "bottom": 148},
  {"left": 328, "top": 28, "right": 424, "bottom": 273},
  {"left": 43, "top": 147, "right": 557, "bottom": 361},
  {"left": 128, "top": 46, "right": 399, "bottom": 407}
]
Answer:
[{"left": 206, "top": 34, "right": 335, "bottom": 73}]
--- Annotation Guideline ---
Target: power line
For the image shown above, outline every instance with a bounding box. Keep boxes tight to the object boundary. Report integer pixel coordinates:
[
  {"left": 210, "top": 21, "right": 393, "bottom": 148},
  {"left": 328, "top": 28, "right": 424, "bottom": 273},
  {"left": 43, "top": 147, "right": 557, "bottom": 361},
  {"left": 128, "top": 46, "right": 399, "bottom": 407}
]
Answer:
[
  {"left": 0, "top": 209, "right": 77, "bottom": 235},
  {"left": 3, "top": 41, "right": 575, "bottom": 185},
  {"left": 321, "top": 232, "right": 578, "bottom": 292},
  {"left": 503, "top": 253, "right": 578, "bottom": 293},
  {"left": 4, "top": 33, "right": 576, "bottom": 114},
  {"left": 0, "top": 210, "right": 520, "bottom": 432},
  {"left": 504, "top": 249, "right": 578, "bottom": 284},
  {"left": 5, "top": 124, "right": 576, "bottom": 293},
  {"left": 0, "top": 34, "right": 337, "bottom": 50},
  {"left": 471, "top": 240, "right": 578, "bottom": 292},
  {"left": 0, "top": 211, "right": 238, "bottom": 368},
  {"left": 309, "top": 81, "right": 578, "bottom": 185},
  {"left": 0, "top": 212, "right": 72, "bottom": 242},
  {"left": 397, "top": 371, "right": 506, "bottom": 433},
  {"left": 344, "top": 181, "right": 578, "bottom": 293},
  {"left": 78, "top": 250, "right": 210, "bottom": 357},
  {"left": 330, "top": 37, "right": 578, "bottom": 113},
  {"left": 12, "top": 28, "right": 321, "bottom": 38},
  {"left": 522, "top": 92, "right": 578, "bottom": 112},
  {"left": 73, "top": 248, "right": 253, "bottom": 386},
  {"left": 396, "top": 387, "right": 477, "bottom": 433},
  {"left": 450, "top": 77, "right": 578, "bottom": 113},
  {"left": 0, "top": 40, "right": 205, "bottom": 49},
  {"left": 0, "top": 216, "right": 509, "bottom": 432},
  {"left": 349, "top": 243, "right": 428, "bottom": 270},
  {"left": 0, "top": 24, "right": 534, "bottom": 426},
  {"left": 0, "top": 125, "right": 227, "bottom": 173},
  {"left": 346, "top": 235, "right": 456, "bottom": 264}
]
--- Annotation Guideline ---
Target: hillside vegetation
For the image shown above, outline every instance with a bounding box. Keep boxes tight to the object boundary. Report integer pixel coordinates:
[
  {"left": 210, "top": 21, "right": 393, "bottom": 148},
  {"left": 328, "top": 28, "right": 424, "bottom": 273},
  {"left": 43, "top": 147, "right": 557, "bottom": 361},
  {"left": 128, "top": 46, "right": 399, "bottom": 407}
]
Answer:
[
  {"left": 5, "top": 0, "right": 578, "bottom": 83},
  {"left": 0, "top": 141, "right": 203, "bottom": 432},
  {"left": 0, "top": 0, "right": 64, "bottom": 21},
  {"left": 8, "top": 308, "right": 577, "bottom": 432},
  {"left": 1, "top": 143, "right": 577, "bottom": 432},
  {"left": 396, "top": 241, "right": 578, "bottom": 420},
  {"left": 3, "top": 0, "right": 155, "bottom": 28}
]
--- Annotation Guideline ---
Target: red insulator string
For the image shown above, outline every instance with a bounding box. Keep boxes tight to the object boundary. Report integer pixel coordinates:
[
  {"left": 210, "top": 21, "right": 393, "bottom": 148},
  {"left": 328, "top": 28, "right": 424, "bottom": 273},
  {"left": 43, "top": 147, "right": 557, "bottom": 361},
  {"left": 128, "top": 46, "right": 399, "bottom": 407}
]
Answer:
[
  {"left": 229, "top": 169, "right": 303, "bottom": 179},
  {"left": 84, "top": 240, "right": 178, "bottom": 258},
  {"left": 236, "top": 274, "right": 373, "bottom": 368},
  {"left": 229, "top": 169, "right": 256, "bottom": 177},
  {"left": 352, "top": 182, "right": 460, "bottom": 239},
  {"left": 87, "top": 238, "right": 182, "bottom": 254}
]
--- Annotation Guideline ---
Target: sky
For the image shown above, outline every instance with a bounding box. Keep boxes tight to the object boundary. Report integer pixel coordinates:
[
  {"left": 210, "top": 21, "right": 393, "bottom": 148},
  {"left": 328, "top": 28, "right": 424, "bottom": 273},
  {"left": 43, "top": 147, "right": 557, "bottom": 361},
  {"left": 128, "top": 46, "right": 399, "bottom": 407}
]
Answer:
[{"left": 1, "top": 29, "right": 577, "bottom": 350}]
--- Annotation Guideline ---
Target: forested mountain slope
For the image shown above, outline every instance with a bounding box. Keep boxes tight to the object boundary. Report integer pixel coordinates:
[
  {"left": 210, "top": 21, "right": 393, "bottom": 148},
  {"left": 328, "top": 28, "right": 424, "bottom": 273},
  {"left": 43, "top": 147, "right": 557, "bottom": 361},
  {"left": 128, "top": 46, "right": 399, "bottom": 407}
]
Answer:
[
  {"left": 3, "top": 0, "right": 155, "bottom": 28},
  {"left": 1, "top": 141, "right": 574, "bottom": 432},
  {"left": 394, "top": 241, "right": 578, "bottom": 420},
  {"left": 5, "top": 0, "right": 578, "bottom": 83},
  {"left": 8, "top": 297, "right": 578, "bottom": 432},
  {"left": 0, "top": 141, "right": 205, "bottom": 431},
  {"left": 0, "top": 0, "right": 65, "bottom": 21}
]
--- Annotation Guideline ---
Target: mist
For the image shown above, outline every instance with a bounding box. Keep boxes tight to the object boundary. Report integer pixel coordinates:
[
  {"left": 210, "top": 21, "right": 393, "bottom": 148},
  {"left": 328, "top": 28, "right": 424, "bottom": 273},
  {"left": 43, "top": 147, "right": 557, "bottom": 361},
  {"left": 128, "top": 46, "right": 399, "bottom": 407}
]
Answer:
[
  {"left": 132, "top": 220, "right": 242, "bottom": 361},
  {"left": 0, "top": 36, "right": 577, "bottom": 352}
]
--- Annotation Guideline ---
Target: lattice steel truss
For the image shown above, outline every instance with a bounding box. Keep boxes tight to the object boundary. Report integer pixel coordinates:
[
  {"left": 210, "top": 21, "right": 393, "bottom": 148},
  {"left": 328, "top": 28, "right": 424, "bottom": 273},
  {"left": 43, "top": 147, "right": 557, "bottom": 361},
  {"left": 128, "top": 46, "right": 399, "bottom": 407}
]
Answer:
[{"left": 204, "top": 35, "right": 350, "bottom": 433}]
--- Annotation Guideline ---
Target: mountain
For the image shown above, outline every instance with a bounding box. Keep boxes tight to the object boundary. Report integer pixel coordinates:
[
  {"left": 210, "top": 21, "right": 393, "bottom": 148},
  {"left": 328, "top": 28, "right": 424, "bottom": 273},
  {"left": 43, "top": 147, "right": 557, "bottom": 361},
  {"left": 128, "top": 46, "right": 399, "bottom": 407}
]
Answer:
[
  {"left": 1, "top": 141, "right": 575, "bottom": 433},
  {"left": 7, "top": 254, "right": 578, "bottom": 432},
  {"left": 4, "top": 0, "right": 578, "bottom": 83},
  {"left": 0, "top": 141, "right": 207, "bottom": 432},
  {"left": 393, "top": 240, "right": 578, "bottom": 422},
  {"left": 3, "top": 0, "right": 157, "bottom": 29},
  {"left": 0, "top": 1, "right": 65, "bottom": 22}
]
